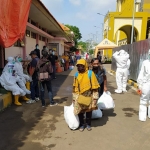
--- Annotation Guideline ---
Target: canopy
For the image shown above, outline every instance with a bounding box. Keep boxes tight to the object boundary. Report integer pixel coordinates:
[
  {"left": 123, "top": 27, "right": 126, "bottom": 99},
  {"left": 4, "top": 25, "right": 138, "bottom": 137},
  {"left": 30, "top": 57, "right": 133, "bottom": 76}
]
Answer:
[
  {"left": 0, "top": 0, "right": 32, "bottom": 48},
  {"left": 94, "top": 38, "right": 117, "bottom": 57}
]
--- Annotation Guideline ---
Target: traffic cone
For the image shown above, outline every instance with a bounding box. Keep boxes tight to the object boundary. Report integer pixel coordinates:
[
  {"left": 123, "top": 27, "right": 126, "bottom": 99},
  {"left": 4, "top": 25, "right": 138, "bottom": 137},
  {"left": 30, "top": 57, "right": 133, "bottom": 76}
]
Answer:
[{"left": 56, "top": 62, "right": 62, "bottom": 73}]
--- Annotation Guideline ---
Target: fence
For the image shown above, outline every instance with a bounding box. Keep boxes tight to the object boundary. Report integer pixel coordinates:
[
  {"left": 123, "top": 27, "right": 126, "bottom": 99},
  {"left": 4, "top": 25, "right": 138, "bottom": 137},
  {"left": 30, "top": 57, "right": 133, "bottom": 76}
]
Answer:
[{"left": 111, "top": 39, "right": 150, "bottom": 81}]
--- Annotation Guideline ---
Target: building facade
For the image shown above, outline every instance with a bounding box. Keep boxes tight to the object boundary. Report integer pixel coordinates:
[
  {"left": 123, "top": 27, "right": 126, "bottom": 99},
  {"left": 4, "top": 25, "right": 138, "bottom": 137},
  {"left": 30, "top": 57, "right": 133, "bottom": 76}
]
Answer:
[
  {"left": 4, "top": 0, "right": 73, "bottom": 62},
  {"left": 103, "top": 0, "right": 150, "bottom": 58}
]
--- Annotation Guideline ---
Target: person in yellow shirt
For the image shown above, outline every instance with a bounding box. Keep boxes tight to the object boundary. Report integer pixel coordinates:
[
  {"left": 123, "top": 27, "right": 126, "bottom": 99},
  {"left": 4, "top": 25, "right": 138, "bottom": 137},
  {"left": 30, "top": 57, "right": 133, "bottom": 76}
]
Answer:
[
  {"left": 62, "top": 53, "right": 69, "bottom": 71},
  {"left": 73, "top": 59, "right": 100, "bottom": 131}
]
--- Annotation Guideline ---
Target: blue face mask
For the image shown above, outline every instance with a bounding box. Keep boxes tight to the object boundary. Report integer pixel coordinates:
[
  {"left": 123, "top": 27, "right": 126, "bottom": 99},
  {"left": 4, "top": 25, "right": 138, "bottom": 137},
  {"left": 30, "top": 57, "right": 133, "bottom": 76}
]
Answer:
[
  {"left": 12, "top": 61, "right": 15, "bottom": 64},
  {"left": 18, "top": 57, "right": 22, "bottom": 62},
  {"left": 36, "top": 46, "right": 39, "bottom": 49}
]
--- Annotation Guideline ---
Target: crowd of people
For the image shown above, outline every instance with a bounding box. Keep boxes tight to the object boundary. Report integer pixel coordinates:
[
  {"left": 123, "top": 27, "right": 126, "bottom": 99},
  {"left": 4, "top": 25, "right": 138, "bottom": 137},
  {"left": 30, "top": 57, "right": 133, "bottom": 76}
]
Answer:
[{"left": 1, "top": 45, "right": 150, "bottom": 132}]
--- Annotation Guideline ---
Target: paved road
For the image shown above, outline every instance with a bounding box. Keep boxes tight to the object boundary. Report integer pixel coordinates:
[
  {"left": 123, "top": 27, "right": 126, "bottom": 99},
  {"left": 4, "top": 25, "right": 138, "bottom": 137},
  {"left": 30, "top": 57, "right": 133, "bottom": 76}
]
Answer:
[{"left": 0, "top": 66, "right": 150, "bottom": 150}]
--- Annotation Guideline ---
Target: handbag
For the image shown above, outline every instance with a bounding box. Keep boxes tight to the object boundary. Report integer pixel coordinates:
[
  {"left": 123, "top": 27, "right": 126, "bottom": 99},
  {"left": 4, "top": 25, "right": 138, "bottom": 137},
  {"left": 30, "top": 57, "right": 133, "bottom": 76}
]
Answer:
[
  {"left": 77, "top": 94, "right": 92, "bottom": 106},
  {"left": 38, "top": 61, "right": 50, "bottom": 81},
  {"left": 77, "top": 78, "right": 92, "bottom": 107}
]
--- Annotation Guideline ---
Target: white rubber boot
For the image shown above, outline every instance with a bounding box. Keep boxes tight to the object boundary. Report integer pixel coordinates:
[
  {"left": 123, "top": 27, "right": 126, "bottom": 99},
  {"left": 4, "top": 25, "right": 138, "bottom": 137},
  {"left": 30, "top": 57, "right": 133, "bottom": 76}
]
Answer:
[{"left": 139, "top": 105, "right": 147, "bottom": 121}]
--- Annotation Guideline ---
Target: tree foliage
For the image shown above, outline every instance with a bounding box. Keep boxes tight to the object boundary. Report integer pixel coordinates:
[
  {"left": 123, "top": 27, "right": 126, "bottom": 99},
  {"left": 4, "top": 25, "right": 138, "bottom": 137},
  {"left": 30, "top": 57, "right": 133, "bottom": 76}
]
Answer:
[
  {"left": 89, "top": 49, "right": 94, "bottom": 55},
  {"left": 77, "top": 41, "right": 87, "bottom": 52},
  {"left": 65, "top": 24, "right": 82, "bottom": 46}
]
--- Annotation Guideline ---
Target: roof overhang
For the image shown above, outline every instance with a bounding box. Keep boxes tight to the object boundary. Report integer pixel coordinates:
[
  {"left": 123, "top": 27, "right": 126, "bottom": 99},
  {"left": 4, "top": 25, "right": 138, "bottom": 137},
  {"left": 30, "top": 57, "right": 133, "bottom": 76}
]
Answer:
[{"left": 29, "top": 0, "right": 72, "bottom": 42}]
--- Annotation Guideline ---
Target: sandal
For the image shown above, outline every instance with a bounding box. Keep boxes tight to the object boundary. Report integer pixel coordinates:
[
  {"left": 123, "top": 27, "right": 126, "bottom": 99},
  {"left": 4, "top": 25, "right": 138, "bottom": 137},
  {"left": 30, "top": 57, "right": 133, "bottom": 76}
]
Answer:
[
  {"left": 79, "top": 126, "right": 85, "bottom": 132},
  {"left": 86, "top": 125, "right": 92, "bottom": 131}
]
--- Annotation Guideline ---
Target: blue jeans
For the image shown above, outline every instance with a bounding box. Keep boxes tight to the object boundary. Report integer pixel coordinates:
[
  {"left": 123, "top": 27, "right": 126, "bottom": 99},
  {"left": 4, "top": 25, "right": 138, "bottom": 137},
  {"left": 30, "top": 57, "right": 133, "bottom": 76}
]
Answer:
[
  {"left": 40, "top": 80, "right": 54, "bottom": 106},
  {"left": 30, "top": 79, "right": 39, "bottom": 100}
]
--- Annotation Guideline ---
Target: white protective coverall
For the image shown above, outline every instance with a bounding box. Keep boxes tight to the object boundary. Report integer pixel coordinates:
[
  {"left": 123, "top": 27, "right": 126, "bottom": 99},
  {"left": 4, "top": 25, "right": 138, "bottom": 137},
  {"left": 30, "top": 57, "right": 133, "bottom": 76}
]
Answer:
[
  {"left": 137, "top": 50, "right": 150, "bottom": 121},
  {"left": 0, "top": 57, "right": 26, "bottom": 96},
  {"left": 14, "top": 57, "right": 31, "bottom": 94},
  {"left": 127, "top": 58, "right": 131, "bottom": 76},
  {"left": 113, "top": 50, "right": 129, "bottom": 93}
]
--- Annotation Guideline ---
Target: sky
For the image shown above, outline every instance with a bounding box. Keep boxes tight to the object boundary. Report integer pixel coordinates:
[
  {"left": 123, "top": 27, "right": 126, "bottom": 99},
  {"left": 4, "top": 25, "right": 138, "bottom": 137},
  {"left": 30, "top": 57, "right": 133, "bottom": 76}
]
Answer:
[{"left": 41, "top": 0, "right": 116, "bottom": 43}]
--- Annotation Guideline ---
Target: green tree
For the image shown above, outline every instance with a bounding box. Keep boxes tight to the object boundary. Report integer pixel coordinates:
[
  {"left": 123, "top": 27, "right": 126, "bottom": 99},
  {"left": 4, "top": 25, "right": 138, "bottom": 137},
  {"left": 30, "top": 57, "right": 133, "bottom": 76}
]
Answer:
[
  {"left": 65, "top": 24, "right": 82, "bottom": 46},
  {"left": 89, "top": 49, "right": 94, "bottom": 55},
  {"left": 77, "top": 41, "right": 87, "bottom": 52}
]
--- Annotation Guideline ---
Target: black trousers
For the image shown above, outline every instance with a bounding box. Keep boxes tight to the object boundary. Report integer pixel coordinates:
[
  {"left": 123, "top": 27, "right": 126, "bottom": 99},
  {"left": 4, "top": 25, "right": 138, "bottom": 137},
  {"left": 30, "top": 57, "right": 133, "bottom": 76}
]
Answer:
[
  {"left": 78, "top": 111, "right": 92, "bottom": 126},
  {"left": 99, "top": 82, "right": 104, "bottom": 97}
]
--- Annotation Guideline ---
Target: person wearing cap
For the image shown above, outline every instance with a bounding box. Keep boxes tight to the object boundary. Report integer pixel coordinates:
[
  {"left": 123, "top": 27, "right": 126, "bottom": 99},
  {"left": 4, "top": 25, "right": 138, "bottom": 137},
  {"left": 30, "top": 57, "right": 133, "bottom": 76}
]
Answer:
[
  {"left": 73, "top": 59, "right": 100, "bottom": 132},
  {"left": 37, "top": 50, "right": 58, "bottom": 107},
  {"left": 27, "top": 50, "right": 40, "bottom": 104}
]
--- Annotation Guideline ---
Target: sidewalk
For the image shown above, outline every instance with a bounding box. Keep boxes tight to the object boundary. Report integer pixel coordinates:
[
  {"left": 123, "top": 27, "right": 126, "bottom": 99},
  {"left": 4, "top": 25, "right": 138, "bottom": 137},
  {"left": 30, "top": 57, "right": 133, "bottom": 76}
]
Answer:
[{"left": 0, "top": 67, "right": 150, "bottom": 150}]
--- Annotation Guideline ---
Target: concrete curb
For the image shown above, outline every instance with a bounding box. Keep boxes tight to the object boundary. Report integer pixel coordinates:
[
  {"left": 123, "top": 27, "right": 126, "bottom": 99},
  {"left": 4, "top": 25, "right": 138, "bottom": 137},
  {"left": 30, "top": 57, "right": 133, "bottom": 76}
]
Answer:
[
  {"left": 0, "top": 92, "right": 12, "bottom": 111},
  {"left": 109, "top": 70, "right": 138, "bottom": 90}
]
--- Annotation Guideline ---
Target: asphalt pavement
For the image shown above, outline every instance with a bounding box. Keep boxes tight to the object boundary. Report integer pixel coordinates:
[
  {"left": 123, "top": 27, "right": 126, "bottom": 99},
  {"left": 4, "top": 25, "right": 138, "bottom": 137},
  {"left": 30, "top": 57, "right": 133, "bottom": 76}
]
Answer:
[{"left": 0, "top": 65, "right": 150, "bottom": 150}]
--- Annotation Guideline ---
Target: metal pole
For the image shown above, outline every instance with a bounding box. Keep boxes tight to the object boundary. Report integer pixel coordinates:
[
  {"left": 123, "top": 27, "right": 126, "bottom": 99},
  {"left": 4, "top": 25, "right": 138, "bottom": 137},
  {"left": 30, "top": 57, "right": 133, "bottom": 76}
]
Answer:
[{"left": 131, "top": 0, "right": 135, "bottom": 44}]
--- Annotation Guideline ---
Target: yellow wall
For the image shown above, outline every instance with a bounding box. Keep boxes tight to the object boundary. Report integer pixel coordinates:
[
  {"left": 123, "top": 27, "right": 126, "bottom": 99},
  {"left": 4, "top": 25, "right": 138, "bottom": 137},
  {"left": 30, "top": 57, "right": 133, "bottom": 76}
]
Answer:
[{"left": 102, "top": 0, "right": 150, "bottom": 58}]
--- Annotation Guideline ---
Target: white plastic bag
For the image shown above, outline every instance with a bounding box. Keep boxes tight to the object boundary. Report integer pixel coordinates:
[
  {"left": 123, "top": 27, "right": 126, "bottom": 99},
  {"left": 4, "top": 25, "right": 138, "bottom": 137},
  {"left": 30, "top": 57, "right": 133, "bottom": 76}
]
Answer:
[
  {"left": 64, "top": 104, "right": 79, "bottom": 130},
  {"left": 97, "top": 91, "right": 115, "bottom": 110},
  {"left": 92, "top": 108, "right": 102, "bottom": 119}
]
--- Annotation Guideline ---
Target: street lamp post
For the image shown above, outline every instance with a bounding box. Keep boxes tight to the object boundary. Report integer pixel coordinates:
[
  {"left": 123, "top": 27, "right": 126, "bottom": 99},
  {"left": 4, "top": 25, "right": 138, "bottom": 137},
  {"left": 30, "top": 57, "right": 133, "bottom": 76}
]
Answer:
[
  {"left": 97, "top": 12, "right": 110, "bottom": 58},
  {"left": 97, "top": 12, "right": 109, "bottom": 40}
]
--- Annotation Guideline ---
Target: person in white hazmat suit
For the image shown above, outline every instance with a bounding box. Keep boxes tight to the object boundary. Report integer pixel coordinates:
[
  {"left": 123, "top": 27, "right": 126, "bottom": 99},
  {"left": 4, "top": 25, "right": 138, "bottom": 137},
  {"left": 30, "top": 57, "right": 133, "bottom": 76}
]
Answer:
[
  {"left": 113, "top": 50, "right": 130, "bottom": 93},
  {"left": 137, "top": 49, "right": 150, "bottom": 121},
  {"left": 14, "top": 56, "right": 31, "bottom": 93},
  {"left": 0, "top": 57, "right": 29, "bottom": 106}
]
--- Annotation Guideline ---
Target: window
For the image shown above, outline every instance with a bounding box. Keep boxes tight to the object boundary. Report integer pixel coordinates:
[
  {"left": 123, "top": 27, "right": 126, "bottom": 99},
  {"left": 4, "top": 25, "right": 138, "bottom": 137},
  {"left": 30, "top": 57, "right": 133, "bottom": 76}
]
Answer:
[
  {"left": 14, "top": 40, "right": 21, "bottom": 47},
  {"left": 26, "top": 30, "right": 30, "bottom": 37},
  {"left": 42, "top": 28, "right": 45, "bottom": 31},
  {"left": 42, "top": 37, "right": 45, "bottom": 42},
  {"left": 31, "top": 20, "right": 36, "bottom": 26},
  {"left": 39, "top": 35, "right": 42, "bottom": 41},
  {"left": 31, "top": 32, "right": 36, "bottom": 39}
]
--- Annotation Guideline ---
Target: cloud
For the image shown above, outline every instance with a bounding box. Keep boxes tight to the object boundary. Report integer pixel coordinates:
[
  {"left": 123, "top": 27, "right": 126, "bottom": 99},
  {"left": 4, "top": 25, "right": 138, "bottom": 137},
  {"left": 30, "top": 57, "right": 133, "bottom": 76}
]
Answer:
[{"left": 69, "top": 0, "right": 81, "bottom": 6}]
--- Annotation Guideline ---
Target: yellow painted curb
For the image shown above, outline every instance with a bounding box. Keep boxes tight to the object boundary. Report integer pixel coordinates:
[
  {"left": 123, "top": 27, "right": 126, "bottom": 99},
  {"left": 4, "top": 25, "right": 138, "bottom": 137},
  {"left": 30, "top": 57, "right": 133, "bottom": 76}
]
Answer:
[
  {"left": 128, "top": 80, "right": 133, "bottom": 84},
  {"left": 3, "top": 92, "right": 12, "bottom": 108},
  {"left": 133, "top": 83, "right": 138, "bottom": 89}
]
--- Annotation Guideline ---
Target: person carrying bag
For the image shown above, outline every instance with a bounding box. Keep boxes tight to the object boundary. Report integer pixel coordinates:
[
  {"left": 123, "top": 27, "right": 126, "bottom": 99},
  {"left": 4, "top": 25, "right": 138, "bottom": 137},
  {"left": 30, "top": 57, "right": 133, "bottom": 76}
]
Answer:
[
  {"left": 72, "top": 59, "right": 99, "bottom": 132},
  {"left": 37, "top": 50, "right": 57, "bottom": 107}
]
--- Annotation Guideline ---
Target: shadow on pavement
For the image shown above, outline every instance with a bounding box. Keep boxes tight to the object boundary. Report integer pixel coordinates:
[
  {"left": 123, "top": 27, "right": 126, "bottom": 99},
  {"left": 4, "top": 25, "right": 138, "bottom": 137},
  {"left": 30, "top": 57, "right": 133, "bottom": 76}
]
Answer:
[
  {"left": 0, "top": 71, "right": 73, "bottom": 150},
  {"left": 0, "top": 104, "right": 45, "bottom": 150},
  {"left": 92, "top": 109, "right": 117, "bottom": 127},
  {"left": 122, "top": 108, "right": 139, "bottom": 117}
]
